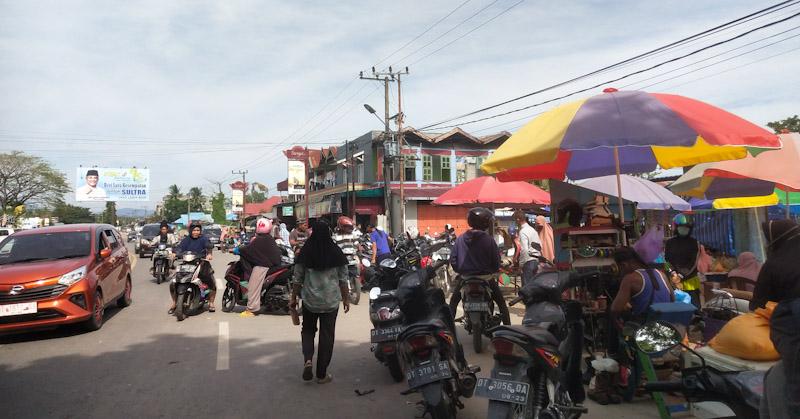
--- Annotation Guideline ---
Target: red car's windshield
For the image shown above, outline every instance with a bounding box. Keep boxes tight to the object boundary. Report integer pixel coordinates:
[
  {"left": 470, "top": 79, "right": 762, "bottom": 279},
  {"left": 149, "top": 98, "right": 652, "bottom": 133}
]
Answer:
[{"left": 0, "top": 232, "right": 92, "bottom": 265}]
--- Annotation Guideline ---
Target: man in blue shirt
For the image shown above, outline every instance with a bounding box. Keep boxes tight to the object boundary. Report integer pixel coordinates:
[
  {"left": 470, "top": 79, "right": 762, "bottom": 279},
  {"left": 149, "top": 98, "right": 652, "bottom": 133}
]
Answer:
[
  {"left": 169, "top": 224, "right": 217, "bottom": 313},
  {"left": 368, "top": 224, "right": 393, "bottom": 264}
]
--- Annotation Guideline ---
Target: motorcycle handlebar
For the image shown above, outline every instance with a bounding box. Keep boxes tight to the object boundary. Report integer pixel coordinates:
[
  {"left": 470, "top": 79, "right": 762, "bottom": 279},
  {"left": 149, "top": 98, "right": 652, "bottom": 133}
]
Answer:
[{"left": 644, "top": 381, "right": 684, "bottom": 393}]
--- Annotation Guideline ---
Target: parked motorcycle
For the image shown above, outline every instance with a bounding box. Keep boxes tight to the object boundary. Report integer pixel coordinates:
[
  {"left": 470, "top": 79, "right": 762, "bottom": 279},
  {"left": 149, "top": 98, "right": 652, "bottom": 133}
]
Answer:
[
  {"left": 151, "top": 243, "right": 172, "bottom": 284},
  {"left": 477, "top": 260, "right": 590, "bottom": 419},
  {"left": 172, "top": 251, "right": 212, "bottom": 321},
  {"left": 221, "top": 245, "right": 294, "bottom": 314},
  {"left": 459, "top": 275, "right": 503, "bottom": 354},
  {"left": 396, "top": 260, "right": 480, "bottom": 419},
  {"left": 633, "top": 321, "right": 762, "bottom": 419},
  {"left": 368, "top": 284, "right": 405, "bottom": 382}
]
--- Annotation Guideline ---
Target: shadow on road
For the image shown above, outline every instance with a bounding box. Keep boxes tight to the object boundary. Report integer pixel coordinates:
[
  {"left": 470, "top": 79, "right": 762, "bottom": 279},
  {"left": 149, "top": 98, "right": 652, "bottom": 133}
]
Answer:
[{"left": 0, "top": 305, "right": 126, "bottom": 344}]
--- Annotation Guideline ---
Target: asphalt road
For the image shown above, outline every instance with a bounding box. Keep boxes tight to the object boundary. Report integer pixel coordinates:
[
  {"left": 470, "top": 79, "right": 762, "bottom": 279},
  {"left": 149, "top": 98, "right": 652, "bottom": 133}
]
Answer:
[{"left": 0, "top": 244, "right": 662, "bottom": 419}]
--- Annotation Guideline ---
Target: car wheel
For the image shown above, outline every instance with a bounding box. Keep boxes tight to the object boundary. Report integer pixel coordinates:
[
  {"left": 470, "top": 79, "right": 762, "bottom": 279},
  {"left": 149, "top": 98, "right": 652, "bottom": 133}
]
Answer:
[
  {"left": 117, "top": 277, "right": 132, "bottom": 307},
  {"left": 83, "top": 290, "right": 104, "bottom": 331}
]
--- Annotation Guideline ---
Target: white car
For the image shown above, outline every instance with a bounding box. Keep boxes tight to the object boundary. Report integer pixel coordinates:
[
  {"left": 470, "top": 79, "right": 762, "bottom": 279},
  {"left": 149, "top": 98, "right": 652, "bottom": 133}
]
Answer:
[{"left": 0, "top": 227, "right": 13, "bottom": 238}]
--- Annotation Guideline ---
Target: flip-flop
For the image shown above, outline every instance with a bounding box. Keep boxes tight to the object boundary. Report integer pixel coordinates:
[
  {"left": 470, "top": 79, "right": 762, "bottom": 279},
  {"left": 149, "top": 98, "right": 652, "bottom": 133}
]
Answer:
[
  {"left": 208, "top": 306, "right": 216, "bottom": 312},
  {"left": 168, "top": 307, "right": 176, "bottom": 315}
]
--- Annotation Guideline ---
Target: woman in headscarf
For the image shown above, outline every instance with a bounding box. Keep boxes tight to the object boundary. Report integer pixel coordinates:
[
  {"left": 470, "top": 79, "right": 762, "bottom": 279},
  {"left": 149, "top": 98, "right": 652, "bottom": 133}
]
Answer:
[
  {"left": 278, "top": 223, "right": 291, "bottom": 245},
  {"left": 534, "top": 215, "right": 556, "bottom": 263},
  {"left": 727, "top": 252, "right": 762, "bottom": 292},
  {"left": 289, "top": 220, "right": 350, "bottom": 384},
  {"left": 751, "top": 220, "right": 800, "bottom": 310}
]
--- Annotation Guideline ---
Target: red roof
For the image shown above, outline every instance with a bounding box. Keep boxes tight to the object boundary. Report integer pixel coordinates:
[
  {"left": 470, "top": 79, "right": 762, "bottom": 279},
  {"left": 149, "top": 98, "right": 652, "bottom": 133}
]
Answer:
[{"left": 244, "top": 196, "right": 282, "bottom": 216}]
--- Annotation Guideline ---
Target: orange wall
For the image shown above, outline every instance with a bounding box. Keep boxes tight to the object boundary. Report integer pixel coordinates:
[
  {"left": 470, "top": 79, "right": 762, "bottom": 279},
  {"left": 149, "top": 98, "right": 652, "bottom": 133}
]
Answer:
[{"left": 416, "top": 203, "right": 471, "bottom": 235}]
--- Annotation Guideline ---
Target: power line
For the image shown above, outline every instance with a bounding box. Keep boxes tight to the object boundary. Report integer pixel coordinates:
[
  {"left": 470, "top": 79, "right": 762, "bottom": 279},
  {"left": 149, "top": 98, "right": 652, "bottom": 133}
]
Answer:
[
  {"left": 417, "top": 0, "right": 799, "bottom": 130},
  {"left": 419, "top": 9, "right": 800, "bottom": 130},
  {"left": 372, "top": 0, "right": 474, "bottom": 69}
]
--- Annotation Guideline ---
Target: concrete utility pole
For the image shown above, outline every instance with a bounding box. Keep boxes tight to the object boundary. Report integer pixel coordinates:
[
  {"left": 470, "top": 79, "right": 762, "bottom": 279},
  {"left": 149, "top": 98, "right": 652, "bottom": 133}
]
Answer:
[
  {"left": 359, "top": 66, "right": 409, "bottom": 234},
  {"left": 232, "top": 169, "right": 248, "bottom": 218}
]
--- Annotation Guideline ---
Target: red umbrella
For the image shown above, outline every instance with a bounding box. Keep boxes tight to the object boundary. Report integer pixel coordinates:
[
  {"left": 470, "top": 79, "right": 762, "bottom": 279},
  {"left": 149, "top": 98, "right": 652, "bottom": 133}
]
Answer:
[{"left": 432, "top": 176, "right": 550, "bottom": 206}]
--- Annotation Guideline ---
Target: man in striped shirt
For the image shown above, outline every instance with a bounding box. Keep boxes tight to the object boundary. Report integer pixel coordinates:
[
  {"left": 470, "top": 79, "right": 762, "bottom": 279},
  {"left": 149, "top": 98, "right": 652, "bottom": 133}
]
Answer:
[{"left": 334, "top": 216, "right": 360, "bottom": 280}]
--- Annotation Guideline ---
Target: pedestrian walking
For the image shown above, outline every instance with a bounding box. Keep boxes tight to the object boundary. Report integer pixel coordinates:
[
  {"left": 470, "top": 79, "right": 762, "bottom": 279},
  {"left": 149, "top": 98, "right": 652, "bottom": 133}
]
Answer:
[{"left": 289, "top": 220, "right": 350, "bottom": 384}]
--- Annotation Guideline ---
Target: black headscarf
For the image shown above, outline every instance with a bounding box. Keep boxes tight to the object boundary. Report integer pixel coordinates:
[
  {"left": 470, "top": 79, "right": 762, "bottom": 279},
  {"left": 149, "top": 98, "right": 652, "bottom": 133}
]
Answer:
[
  {"left": 751, "top": 220, "right": 800, "bottom": 310},
  {"left": 295, "top": 220, "right": 348, "bottom": 270}
]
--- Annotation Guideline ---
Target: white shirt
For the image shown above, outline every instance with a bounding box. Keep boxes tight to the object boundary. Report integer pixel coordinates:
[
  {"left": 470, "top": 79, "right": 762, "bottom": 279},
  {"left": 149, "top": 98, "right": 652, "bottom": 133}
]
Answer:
[
  {"left": 76, "top": 184, "right": 107, "bottom": 200},
  {"left": 518, "top": 223, "right": 542, "bottom": 265}
]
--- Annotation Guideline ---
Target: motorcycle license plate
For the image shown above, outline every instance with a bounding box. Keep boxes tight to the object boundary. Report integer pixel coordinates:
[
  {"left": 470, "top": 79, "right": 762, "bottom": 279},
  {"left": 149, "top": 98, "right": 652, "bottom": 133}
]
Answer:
[
  {"left": 406, "top": 361, "right": 451, "bottom": 389},
  {"left": 370, "top": 325, "right": 403, "bottom": 343},
  {"left": 179, "top": 265, "right": 195, "bottom": 272},
  {"left": 474, "top": 378, "right": 529, "bottom": 404},
  {"left": 464, "top": 302, "right": 489, "bottom": 312}
]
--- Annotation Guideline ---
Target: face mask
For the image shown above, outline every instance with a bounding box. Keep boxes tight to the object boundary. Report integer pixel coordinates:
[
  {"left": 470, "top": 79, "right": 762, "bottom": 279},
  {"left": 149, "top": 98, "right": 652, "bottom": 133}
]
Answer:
[{"left": 676, "top": 226, "right": 691, "bottom": 237}]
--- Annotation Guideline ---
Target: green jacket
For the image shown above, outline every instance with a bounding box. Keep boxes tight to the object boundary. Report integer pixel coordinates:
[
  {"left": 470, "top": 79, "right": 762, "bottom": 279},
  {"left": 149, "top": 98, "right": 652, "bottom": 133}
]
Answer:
[{"left": 292, "top": 263, "right": 348, "bottom": 313}]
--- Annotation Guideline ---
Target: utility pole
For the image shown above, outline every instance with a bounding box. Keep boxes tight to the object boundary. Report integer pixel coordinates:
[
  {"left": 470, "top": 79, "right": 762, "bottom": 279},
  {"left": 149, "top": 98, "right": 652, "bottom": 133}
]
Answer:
[
  {"left": 359, "top": 66, "right": 408, "bottom": 234},
  {"left": 232, "top": 169, "right": 248, "bottom": 220},
  {"left": 396, "top": 69, "right": 409, "bottom": 234}
]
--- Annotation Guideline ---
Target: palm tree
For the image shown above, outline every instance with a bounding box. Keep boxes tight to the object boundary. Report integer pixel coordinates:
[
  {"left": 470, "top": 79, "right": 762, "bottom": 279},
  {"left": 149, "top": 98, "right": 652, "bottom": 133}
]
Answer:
[
  {"left": 167, "top": 184, "right": 181, "bottom": 200},
  {"left": 187, "top": 187, "right": 205, "bottom": 212}
]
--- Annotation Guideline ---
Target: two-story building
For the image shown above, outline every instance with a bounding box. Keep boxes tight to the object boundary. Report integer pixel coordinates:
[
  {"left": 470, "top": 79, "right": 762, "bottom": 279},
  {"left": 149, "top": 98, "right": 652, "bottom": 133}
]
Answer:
[{"left": 288, "top": 127, "right": 510, "bottom": 234}]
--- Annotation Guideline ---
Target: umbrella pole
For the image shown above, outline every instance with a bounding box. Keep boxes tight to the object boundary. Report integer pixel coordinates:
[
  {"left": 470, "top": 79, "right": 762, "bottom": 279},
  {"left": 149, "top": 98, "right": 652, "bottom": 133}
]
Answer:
[
  {"left": 613, "top": 147, "right": 627, "bottom": 245},
  {"left": 787, "top": 191, "right": 791, "bottom": 220}
]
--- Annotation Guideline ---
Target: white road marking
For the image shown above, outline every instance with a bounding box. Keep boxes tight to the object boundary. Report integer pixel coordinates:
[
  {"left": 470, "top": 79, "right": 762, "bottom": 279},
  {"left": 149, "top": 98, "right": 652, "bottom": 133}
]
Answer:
[
  {"left": 130, "top": 254, "right": 137, "bottom": 270},
  {"left": 216, "top": 321, "right": 230, "bottom": 371}
]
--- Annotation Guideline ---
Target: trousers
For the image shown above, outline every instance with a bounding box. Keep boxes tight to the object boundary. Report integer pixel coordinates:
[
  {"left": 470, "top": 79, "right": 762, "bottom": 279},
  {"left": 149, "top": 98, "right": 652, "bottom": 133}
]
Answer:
[
  {"left": 449, "top": 275, "right": 511, "bottom": 325},
  {"left": 246, "top": 266, "right": 269, "bottom": 313},
  {"left": 302, "top": 306, "right": 339, "bottom": 379}
]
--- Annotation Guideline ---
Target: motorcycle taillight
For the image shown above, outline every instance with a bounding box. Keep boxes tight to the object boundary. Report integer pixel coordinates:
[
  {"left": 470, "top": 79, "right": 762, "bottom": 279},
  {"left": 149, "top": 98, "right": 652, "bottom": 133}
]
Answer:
[
  {"left": 467, "top": 283, "right": 484, "bottom": 296},
  {"left": 406, "top": 334, "right": 436, "bottom": 359},
  {"left": 490, "top": 338, "right": 527, "bottom": 365}
]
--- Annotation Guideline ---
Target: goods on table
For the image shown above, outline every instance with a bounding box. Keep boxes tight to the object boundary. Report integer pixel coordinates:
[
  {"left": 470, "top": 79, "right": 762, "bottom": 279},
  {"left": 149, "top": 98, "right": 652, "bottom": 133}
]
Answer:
[{"left": 708, "top": 302, "right": 779, "bottom": 361}]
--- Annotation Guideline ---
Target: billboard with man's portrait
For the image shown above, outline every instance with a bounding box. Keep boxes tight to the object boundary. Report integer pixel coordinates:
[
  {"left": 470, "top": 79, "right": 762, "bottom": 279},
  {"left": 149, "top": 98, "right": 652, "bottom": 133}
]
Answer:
[
  {"left": 75, "top": 167, "right": 150, "bottom": 202},
  {"left": 287, "top": 160, "right": 305, "bottom": 195}
]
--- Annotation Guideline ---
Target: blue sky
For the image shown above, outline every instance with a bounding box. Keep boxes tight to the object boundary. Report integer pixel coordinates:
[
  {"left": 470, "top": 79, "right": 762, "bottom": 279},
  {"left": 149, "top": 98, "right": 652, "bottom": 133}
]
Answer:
[{"left": 1, "top": 0, "right": 798, "bottom": 210}]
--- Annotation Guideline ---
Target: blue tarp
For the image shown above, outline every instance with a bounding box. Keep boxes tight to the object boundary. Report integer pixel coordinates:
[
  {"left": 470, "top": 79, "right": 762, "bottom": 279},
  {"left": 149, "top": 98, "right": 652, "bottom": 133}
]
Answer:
[{"left": 173, "top": 212, "right": 214, "bottom": 225}]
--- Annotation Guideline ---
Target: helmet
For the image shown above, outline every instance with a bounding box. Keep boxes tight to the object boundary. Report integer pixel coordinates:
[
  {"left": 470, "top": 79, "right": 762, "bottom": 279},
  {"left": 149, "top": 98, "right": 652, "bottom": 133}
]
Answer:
[
  {"left": 256, "top": 218, "right": 272, "bottom": 235},
  {"left": 467, "top": 207, "right": 494, "bottom": 231},
  {"left": 337, "top": 216, "right": 354, "bottom": 233},
  {"left": 672, "top": 214, "right": 692, "bottom": 228}
]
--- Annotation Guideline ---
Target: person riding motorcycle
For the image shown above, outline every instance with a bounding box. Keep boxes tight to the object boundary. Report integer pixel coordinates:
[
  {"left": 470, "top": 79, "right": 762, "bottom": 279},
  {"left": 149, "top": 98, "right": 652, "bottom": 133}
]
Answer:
[
  {"left": 148, "top": 221, "right": 179, "bottom": 269},
  {"left": 169, "top": 223, "right": 216, "bottom": 313},
  {"left": 448, "top": 207, "right": 511, "bottom": 325},
  {"left": 238, "top": 218, "right": 283, "bottom": 317},
  {"left": 333, "top": 216, "right": 360, "bottom": 282}
]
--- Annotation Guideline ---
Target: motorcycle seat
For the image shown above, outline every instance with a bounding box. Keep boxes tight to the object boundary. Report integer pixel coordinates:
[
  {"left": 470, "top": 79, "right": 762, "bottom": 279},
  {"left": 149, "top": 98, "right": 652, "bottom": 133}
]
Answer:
[
  {"left": 397, "top": 318, "right": 448, "bottom": 340},
  {"left": 493, "top": 325, "right": 560, "bottom": 347},
  {"left": 375, "top": 290, "right": 398, "bottom": 302}
]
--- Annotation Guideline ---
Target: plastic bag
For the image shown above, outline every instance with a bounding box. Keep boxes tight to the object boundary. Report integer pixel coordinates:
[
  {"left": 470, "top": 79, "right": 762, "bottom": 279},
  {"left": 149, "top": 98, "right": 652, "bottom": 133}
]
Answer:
[
  {"left": 708, "top": 302, "right": 780, "bottom": 361},
  {"left": 633, "top": 226, "right": 665, "bottom": 264},
  {"left": 674, "top": 289, "right": 692, "bottom": 304}
]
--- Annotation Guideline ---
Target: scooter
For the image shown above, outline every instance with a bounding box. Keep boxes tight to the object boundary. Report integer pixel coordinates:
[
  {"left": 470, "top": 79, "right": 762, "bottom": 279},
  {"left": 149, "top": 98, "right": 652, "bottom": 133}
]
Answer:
[
  {"left": 459, "top": 276, "right": 503, "bottom": 354},
  {"left": 368, "top": 282, "right": 405, "bottom": 382},
  {"left": 220, "top": 246, "right": 294, "bottom": 314},
  {"left": 151, "top": 243, "right": 172, "bottom": 284},
  {"left": 633, "top": 321, "right": 762, "bottom": 419},
  {"left": 172, "top": 251, "right": 211, "bottom": 321},
  {"left": 477, "top": 259, "right": 590, "bottom": 419},
  {"left": 396, "top": 260, "right": 480, "bottom": 419}
]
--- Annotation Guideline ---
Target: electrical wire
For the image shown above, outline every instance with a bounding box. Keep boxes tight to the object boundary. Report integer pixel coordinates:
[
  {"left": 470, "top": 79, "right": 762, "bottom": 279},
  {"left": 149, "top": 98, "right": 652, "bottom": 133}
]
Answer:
[
  {"left": 419, "top": 9, "right": 800, "bottom": 130},
  {"left": 417, "top": 0, "right": 799, "bottom": 130}
]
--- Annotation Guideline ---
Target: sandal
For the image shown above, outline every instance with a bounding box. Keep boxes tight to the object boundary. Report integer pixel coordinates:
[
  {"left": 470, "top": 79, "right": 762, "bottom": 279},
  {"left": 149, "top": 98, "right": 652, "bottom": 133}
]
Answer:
[
  {"left": 168, "top": 307, "right": 176, "bottom": 315},
  {"left": 208, "top": 305, "right": 216, "bottom": 312}
]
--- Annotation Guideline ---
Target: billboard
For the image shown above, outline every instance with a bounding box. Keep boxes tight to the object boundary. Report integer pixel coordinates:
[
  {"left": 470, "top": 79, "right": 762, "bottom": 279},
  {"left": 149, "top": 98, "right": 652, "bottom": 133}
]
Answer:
[
  {"left": 231, "top": 189, "right": 244, "bottom": 213},
  {"left": 287, "top": 160, "right": 306, "bottom": 195},
  {"left": 75, "top": 167, "right": 149, "bottom": 202}
]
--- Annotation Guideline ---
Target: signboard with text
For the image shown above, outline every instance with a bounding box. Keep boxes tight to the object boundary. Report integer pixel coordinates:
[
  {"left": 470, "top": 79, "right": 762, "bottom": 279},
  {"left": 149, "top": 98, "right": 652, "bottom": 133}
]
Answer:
[
  {"left": 287, "top": 160, "right": 306, "bottom": 195},
  {"left": 75, "top": 167, "right": 149, "bottom": 202}
]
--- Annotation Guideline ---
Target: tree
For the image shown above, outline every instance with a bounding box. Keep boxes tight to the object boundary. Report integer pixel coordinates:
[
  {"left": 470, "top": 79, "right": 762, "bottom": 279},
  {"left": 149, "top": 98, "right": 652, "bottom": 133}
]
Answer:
[
  {"left": 187, "top": 187, "right": 205, "bottom": 211},
  {"left": 52, "top": 203, "right": 95, "bottom": 224},
  {"left": 248, "top": 190, "right": 266, "bottom": 203},
  {"left": 102, "top": 201, "right": 117, "bottom": 225},
  {"left": 211, "top": 192, "right": 226, "bottom": 223},
  {"left": 767, "top": 115, "right": 800, "bottom": 134},
  {"left": 0, "top": 151, "right": 70, "bottom": 214},
  {"left": 163, "top": 184, "right": 185, "bottom": 222}
]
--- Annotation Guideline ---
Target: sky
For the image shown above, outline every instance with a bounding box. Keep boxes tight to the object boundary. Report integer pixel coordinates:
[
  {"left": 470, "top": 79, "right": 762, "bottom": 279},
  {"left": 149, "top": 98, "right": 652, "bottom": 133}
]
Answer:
[{"left": 1, "top": 0, "right": 798, "bottom": 211}]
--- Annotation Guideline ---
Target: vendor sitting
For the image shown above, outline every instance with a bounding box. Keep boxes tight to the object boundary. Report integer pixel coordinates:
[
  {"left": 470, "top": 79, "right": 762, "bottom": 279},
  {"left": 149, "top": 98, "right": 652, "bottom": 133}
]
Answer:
[{"left": 611, "top": 247, "right": 674, "bottom": 318}]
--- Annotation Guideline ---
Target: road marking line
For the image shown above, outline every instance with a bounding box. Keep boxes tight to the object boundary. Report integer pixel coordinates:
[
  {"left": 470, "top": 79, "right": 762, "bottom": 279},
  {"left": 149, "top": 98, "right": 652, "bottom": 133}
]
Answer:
[
  {"left": 217, "top": 321, "right": 230, "bottom": 371},
  {"left": 130, "top": 254, "right": 137, "bottom": 270}
]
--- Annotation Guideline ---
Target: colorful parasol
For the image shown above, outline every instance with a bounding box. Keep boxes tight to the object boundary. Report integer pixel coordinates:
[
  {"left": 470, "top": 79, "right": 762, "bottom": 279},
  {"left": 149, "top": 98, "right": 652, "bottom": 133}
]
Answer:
[
  {"left": 432, "top": 176, "right": 550, "bottom": 206},
  {"left": 481, "top": 89, "right": 782, "bottom": 222},
  {"left": 577, "top": 175, "right": 690, "bottom": 211}
]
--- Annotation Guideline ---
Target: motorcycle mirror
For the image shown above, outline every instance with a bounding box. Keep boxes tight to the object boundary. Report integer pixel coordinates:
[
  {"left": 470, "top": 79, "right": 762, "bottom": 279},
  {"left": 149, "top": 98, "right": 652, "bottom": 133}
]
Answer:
[
  {"left": 634, "top": 321, "right": 682, "bottom": 355},
  {"left": 369, "top": 287, "right": 381, "bottom": 300}
]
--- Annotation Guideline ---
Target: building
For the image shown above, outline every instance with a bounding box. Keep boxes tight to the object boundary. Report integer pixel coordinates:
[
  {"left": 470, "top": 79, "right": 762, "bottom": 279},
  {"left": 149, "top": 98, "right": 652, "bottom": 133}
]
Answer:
[{"left": 287, "top": 127, "right": 510, "bottom": 234}]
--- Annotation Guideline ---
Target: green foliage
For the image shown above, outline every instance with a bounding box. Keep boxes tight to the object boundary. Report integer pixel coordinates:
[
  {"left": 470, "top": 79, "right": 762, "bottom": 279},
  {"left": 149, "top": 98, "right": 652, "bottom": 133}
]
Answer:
[
  {"left": 53, "top": 203, "right": 95, "bottom": 224},
  {"left": 211, "top": 192, "right": 226, "bottom": 223},
  {"left": 163, "top": 184, "right": 185, "bottom": 222},
  {"left": 0, "top": 151, "right": 70, "bottom": 212},
  {"left": 766, "top": 115, "right": 800, "bottom": 134},
  {"left": 102, "top": 201, "right": 117, "bottom": 225},
  {"left": 187, "top": 187, "right": 205, "bottom": 211},
  {"left": 248, "top": 190, "right": 266, "bottom": 203}
]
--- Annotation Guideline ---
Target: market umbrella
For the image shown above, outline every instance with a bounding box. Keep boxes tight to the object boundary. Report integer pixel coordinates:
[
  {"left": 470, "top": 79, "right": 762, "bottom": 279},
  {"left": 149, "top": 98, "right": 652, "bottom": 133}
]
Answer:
[
  {"left": 432, "top": 176, "right": 550, "bottom": 206},
  {"left": 481, "top": 89, "right": 782, "bottom": 222},
  {"left": 577, "top": 174, "right": 690, "bottom": 211},
  {"left": 669, "top": 132, "right": 799, "bottom": 215}
]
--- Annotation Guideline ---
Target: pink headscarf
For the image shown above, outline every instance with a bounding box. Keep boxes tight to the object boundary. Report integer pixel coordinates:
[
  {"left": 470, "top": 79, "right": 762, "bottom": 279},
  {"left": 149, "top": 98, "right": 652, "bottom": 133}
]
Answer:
[
  {"left": 535, "top": 216, "right": 556, "bottom": 263},
  {"left": 728, "top": 252, "right": 762, "bottom": 291}
]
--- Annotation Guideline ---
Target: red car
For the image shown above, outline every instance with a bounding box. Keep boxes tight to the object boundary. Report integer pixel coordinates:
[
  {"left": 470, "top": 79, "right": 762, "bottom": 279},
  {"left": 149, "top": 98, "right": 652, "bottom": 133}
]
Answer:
[{"left": 0, "top": 224, "right": 132, "bottom": 332}]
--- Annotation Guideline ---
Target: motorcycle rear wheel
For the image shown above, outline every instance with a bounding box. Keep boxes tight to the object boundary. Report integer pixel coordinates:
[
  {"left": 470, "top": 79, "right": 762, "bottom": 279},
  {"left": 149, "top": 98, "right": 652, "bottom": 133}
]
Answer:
[
  {"left": 428, "top": 394, "right": 456, "bottom": 419},
  {"left": 387, "top": 355, "right": 403, "bottom": 383},
  {"left": 221, "top": 286, "right": 236, "bottom": 313},
  {"left": 472, "top": 319, "right": 484, "bottom": 353}
]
